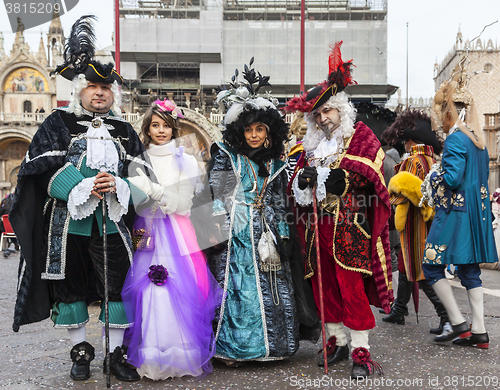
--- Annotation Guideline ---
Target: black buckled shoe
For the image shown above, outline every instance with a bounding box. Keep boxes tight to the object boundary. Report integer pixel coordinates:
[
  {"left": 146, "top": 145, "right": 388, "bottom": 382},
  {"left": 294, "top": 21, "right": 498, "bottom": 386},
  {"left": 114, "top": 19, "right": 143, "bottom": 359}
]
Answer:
[
  {"left": 351, "top": 347, "right": 383, "bottom": 379},
  {"left": 351, "top": 362, "right": 371, "bottom": 379},
  {"left": 382, "top": 311, "right": 405, "bottom": 325},
  {"left": 452, "top": 332, "right": 489, "bottom": 349},
  {"left": 103, "top": 346, "right": 140, "bottom": 382},
  {"left": 70, "top": 341, "right": 95, "bottom": 381},
  {"left": 434, "top": 321, "right": 472, "bottom": 343},
  {"left": 317, "top": 345, "right": 349, "bottom": 367}
]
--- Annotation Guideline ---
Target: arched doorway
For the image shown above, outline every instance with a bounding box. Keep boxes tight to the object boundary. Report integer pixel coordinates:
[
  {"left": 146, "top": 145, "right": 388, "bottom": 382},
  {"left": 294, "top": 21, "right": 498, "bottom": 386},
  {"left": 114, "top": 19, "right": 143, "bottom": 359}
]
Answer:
[
  {"left": 23, "top": 100, "right": 32, "bottom": 113},
  {"left": 0, "top": 138, "right": 30, "bottom": 197}
]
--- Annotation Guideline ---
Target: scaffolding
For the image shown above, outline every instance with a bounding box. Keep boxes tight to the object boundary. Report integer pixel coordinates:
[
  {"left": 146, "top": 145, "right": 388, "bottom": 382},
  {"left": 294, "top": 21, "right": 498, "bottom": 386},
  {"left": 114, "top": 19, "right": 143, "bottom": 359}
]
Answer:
[
  {"left": 119, "top": 0, "right": 390, "bottom": 111},
  {"left": 222, "top": 0, "right": 387, "bottom": 21}
]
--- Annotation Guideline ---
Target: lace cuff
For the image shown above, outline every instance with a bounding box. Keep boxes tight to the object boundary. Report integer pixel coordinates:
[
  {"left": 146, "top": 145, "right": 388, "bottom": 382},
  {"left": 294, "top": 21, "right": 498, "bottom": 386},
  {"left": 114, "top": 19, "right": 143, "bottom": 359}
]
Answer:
[
  {"left": 67, "top": 178, "right": 99, "bottom": 220},
  {"left": 292, "top": 175, "right": 313, "bottom": 206},
  {"left": 106, "top": 177, "right": 130, "bottom": 222},
  {"left": 316, "top": 167, "right": 331, "bottom": 202}
]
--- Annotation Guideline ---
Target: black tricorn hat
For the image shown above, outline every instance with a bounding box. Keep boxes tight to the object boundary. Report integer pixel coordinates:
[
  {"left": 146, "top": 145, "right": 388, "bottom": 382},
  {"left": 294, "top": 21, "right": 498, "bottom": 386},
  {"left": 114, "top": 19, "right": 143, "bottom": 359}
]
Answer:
[
  {"left": 52, "top": 15, "right": 123, "bottom": 85},
  {"left": 401, "top": 120, "right": 442, "bottom": 154},
  {"left": 57, "top": 62, "right": 123, "bottom": 85},
  {"left": 305, "top": 82, "right": 345, "bottom": 112},
  {"left": 382, "top": 109, "right": 443, "bottom": 155}
]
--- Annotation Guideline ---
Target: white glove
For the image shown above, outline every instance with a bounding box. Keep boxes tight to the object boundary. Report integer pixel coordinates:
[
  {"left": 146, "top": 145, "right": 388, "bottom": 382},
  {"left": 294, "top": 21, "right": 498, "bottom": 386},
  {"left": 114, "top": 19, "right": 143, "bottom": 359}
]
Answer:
[{"left": 128, "top": 167, "right": 164, "bottom": 201}]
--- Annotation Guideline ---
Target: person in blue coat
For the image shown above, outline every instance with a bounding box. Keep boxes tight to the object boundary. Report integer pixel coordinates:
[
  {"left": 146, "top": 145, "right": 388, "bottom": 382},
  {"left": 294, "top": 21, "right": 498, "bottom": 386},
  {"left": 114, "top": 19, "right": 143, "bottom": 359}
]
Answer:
[{"left": 421, "top": 68, "right": 498, "bottom": 349}]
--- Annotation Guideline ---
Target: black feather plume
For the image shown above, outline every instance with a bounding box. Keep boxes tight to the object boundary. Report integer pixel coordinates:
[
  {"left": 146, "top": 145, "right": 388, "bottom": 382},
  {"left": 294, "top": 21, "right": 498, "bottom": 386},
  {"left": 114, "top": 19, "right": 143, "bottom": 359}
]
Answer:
[{"left": 57, "top": 15, "right": 97, "bottom": 73}]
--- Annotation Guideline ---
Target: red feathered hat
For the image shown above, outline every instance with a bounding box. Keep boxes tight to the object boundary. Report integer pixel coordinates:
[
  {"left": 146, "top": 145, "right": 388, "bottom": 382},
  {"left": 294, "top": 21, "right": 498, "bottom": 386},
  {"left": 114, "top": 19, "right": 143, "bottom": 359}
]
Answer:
[{"left": 285, "top": 41, "right": 355, "bottom": 113}]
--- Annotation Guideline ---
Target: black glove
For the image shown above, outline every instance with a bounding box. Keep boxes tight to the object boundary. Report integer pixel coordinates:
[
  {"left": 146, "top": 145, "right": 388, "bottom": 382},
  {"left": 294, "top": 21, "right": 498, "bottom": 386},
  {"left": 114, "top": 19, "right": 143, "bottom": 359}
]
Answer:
[
  {"left": 298, "top": 167, "right": 318, "bottom": 190},
  {"left": 325, "top": 168, "right": 347, "bottom": 195}
]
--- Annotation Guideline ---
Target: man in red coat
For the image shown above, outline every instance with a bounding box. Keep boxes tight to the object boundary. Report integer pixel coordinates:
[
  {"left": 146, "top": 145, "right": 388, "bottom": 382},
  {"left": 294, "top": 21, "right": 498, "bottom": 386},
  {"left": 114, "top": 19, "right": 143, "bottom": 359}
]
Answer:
[{"left": 285, "top": 42, "right": 392, "bottom": 379}]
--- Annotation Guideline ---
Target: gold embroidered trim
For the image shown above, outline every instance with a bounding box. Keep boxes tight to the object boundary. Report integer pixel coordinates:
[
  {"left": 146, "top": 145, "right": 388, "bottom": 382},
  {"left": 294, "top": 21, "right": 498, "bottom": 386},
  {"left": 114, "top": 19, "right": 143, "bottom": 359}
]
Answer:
[
  {"left": 377, "top": 237, "right": 389, "bottom": 289},
  {"left": 305, "top": 224, "right": 316, "bottom": 279},
  {"left": 343, "top": 148, "right": 386, "bottom": 186}
]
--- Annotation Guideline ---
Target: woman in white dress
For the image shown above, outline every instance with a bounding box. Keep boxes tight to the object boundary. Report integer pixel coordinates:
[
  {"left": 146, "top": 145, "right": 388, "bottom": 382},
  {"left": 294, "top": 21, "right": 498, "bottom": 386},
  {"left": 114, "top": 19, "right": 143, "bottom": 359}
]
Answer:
[{"left": 122, "top": 99, "right": 222, "bottom": 380}]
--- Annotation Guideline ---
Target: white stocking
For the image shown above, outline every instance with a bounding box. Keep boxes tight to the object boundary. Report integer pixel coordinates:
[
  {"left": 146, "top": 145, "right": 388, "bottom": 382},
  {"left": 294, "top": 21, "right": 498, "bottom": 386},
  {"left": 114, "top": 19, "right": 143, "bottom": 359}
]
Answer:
[
  {"left": 103, "top": 328, "right": 125, "bottom": 352},
  {"left": 68, "top": 326, "right": 86, "bottom": 346},
  {"left": 432, "top": 279, "right": 465, "bottom": 326},
  {"left": 467, "top": 287, "right": 486, "bottom": 334},
  {"left": 325, "top": 322, "right": 348, "bottom": 346},
  {"left": 350, "top": 329, "right": 370, "bottom": 350}
]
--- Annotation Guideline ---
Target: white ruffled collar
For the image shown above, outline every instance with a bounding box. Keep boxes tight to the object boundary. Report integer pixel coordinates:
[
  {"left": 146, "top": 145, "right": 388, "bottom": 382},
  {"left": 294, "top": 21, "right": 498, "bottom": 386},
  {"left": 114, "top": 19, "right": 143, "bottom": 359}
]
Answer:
[{"left": 305, "top": 126, "right": 345, "bottom": 167}]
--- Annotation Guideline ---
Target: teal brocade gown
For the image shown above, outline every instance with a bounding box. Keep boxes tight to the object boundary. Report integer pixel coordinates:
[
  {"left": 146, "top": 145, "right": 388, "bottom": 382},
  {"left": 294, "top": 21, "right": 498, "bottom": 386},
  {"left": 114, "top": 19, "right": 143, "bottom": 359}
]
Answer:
[{"left": 207, "top": 143, "right": 299, "bottom": 361}]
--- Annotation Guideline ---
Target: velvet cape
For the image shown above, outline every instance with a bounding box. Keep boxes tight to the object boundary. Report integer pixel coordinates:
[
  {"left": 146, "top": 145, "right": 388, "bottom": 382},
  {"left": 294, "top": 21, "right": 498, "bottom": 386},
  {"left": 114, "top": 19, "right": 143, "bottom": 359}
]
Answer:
[{"left": 10, "top": 109, "right": 149, "bottom": 332}]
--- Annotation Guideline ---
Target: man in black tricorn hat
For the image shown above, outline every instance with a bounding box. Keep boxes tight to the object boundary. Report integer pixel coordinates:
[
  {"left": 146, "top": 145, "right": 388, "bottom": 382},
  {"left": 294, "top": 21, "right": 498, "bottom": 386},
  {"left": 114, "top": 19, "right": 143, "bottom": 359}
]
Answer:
[{"left": 9, "top": 15, "right": 158, "bottom": 382}]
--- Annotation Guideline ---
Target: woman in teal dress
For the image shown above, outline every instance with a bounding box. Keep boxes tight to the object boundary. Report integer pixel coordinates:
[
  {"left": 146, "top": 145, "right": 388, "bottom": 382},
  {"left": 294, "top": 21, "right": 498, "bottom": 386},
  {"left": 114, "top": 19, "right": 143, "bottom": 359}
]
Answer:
[
  {"left": 421, "top": 69, "right": 498, "bottom": 349},
  {"left": 207, "top": 62, "right": 299, "bottom": 363}
]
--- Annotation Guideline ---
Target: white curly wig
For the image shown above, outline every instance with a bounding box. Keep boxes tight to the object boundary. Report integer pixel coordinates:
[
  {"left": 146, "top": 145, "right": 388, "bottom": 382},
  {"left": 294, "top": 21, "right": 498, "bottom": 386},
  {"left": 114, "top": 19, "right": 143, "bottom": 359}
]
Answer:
[
  {"left": 68, "top": 74, "right": 122, "bottom": 117},
  {"left": 302, "top": 91, "right": 356, "bottom": 152}
]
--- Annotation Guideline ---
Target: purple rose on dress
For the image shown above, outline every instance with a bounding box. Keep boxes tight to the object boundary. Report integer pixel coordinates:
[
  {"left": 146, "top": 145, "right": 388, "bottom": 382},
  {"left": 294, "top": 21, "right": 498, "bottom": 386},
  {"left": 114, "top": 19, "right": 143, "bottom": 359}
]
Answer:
[{"left": 148, "top": 264, "right": 168, "bottom": 286}]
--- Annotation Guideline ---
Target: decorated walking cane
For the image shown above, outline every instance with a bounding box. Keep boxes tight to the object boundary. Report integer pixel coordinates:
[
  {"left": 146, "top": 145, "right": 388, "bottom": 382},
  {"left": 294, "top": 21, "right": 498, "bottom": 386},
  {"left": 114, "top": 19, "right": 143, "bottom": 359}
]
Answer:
[
  {"left": 312, "top": 186, "right": 328, "bottom": 374},
  {"left": 102, "top": 196, "right": 111, "bottom": 388}
]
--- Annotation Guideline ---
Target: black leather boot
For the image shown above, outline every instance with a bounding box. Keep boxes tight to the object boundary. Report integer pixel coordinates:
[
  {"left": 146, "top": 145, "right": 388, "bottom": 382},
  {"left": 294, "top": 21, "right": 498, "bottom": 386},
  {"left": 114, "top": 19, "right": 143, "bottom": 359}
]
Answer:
[
  {"left": 70, "top": 341, "right": 95, "bottom": 381},
  {"left": 434, "top": 322, "right": 471, "bottom": 343},
  {"left": 382, "top": 272, "right": 412, "bottom": 324},
  {"left": 453, "top": 332, "right": 489, "bottom": 349},
  {"left": 420, "top": 279, "right": 450, "bottom": 334},
  {"left": 103, "top": 345, "right": 140, "bottom": 382}
]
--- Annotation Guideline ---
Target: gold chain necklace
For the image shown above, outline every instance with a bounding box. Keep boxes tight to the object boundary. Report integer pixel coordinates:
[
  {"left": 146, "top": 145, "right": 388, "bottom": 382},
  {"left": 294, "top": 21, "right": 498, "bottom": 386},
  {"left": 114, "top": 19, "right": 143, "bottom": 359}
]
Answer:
[{"left": 244, "top": 156, "right": 269, "bottom": 211}]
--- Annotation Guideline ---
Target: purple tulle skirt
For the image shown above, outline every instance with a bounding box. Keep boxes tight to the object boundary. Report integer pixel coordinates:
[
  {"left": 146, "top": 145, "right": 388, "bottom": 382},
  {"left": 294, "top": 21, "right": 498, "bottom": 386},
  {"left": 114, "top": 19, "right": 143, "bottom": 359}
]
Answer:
[{"left": 122, "top": 212, "right": 222, "bottom": 380}]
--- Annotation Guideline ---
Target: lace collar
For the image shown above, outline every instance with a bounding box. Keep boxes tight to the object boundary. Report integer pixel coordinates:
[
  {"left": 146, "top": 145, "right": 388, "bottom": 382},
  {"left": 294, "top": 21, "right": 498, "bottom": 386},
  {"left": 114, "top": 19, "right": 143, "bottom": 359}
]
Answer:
[{"left": 306, "top": 126, "right": 345, "bottom": 168}]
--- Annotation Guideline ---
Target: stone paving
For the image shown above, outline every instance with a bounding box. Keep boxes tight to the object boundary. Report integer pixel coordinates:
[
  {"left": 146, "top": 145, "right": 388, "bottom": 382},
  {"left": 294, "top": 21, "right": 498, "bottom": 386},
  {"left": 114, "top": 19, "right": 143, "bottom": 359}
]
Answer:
[{"left": 0, "top": 249, "right": 499, "bottom": 390}]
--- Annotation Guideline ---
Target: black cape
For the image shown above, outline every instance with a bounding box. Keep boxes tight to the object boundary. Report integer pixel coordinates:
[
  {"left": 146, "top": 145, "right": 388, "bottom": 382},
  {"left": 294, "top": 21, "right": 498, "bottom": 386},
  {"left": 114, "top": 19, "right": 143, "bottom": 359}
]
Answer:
[{"left": 10, "top": 109, "right": 149, "bottom": 332}]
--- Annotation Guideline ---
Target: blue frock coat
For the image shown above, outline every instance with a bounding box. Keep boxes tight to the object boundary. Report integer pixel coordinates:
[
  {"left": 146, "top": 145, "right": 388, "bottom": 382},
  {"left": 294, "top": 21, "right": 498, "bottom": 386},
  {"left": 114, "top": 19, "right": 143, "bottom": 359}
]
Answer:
[{"left": 423, "top": 128, "right": 498, "bottom": 265}]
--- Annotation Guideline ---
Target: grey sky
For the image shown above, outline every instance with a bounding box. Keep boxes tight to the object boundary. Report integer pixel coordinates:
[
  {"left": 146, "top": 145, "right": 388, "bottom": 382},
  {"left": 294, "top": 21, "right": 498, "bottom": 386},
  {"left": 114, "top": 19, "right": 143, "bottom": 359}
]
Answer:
[{"left": 1, "top": 0, "right": 498, "bottom": 103}]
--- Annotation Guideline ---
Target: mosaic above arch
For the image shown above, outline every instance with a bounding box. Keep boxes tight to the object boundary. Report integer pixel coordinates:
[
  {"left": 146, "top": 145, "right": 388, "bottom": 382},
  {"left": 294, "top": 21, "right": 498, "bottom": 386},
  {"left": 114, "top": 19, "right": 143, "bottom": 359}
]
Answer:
[{"left": 3, "top": 67, "right": 48, "bottom": 93}]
